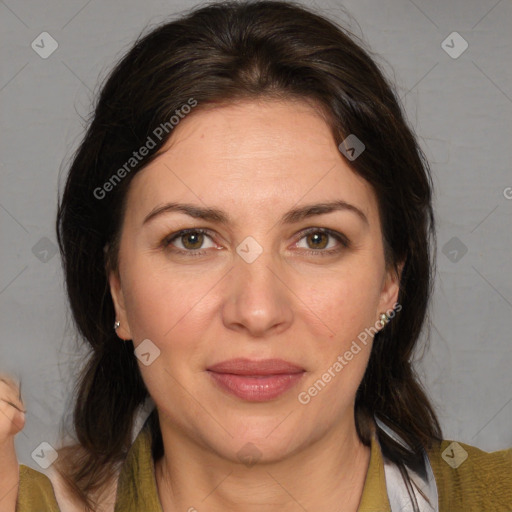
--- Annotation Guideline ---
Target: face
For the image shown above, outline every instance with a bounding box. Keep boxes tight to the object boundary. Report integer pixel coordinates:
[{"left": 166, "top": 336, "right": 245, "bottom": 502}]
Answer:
[{"left": 109, "top": 98, "right": 400, "bottom": 462}]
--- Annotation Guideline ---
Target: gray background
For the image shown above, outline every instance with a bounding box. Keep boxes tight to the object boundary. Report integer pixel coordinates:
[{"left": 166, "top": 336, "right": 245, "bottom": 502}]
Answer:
[{"left": 0, "top": 0, "right": 511, "bottom": 473}]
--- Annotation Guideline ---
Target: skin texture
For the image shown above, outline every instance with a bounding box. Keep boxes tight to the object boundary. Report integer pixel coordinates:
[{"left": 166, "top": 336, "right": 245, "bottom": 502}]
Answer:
[{"left": 109, "top": 98, "right": 401, "bottom": 512}]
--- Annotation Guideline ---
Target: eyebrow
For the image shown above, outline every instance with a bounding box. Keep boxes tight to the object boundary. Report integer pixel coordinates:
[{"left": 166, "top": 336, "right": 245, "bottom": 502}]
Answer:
[{"left": 143, "top": 200, "right": 369, "bottom": 226}]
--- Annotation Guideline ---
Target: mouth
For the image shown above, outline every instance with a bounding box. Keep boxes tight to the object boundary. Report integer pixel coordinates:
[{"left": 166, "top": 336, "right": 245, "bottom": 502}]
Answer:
[
  {"left": 206, "top": 358, "right": 306, "bottom": 401},
  {"left": 207, "top": 357, "right": 305, "bottom": 375}
]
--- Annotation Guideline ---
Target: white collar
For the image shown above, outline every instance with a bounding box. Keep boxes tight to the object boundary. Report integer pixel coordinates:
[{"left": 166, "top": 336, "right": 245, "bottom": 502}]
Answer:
[{"left": 376, "top": 416, "right": 439, "bottom": 512}]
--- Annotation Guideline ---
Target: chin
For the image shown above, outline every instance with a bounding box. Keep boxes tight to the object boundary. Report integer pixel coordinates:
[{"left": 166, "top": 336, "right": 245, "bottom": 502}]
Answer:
[{"left": 205, "top": 420, "right": 306, "bottom": 463}]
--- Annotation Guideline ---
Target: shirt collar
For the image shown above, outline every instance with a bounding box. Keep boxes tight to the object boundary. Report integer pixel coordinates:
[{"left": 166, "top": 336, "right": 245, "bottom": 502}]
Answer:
[{"left": 358, "top": 433, "right": 392, "bottom": 511}]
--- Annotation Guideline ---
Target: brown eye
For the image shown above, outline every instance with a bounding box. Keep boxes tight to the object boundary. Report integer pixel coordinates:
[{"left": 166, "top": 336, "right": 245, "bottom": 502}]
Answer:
[
  {"left": 181, "top": 232, "right": 205, "bottom": 250},
  {"left": 295, "top": 228, "right": 349, "bottom": 255},
  {"left": 164, "top": 229, "right": 216, "bottom": 253},
  {"left": 305, "top": 232, "right": 329, "bottom": 250}
]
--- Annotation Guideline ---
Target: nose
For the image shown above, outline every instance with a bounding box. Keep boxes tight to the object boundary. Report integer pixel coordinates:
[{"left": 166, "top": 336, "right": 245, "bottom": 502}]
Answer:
[{"left": 221, "top": 249, "right": 294, "bottom": 338}]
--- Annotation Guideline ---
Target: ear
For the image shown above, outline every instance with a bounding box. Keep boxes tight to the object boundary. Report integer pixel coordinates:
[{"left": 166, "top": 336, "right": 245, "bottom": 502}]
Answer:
[
  {"left": 376, "top": 261, "right": 404, "bottom": 323},
  {"left": 108, "top": 269, "right": 133, "bottom": 341}
]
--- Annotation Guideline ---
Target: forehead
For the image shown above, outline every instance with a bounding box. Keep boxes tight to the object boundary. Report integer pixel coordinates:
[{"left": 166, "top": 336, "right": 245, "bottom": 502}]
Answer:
[
  {"left": 124, "top": 99, "right": 378, "bottom": 226},
  {"left": 157, "top": 98, "right": 336, "bottom": 169}
]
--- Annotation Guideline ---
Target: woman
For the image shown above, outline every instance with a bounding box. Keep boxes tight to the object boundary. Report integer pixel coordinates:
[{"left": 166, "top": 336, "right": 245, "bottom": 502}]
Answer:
[{"left": 1, "top": 1, "right": 511, "bottom": 511}]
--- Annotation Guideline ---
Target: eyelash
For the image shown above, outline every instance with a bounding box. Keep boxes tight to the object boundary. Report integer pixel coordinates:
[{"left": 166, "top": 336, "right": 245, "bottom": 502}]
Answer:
[{"left": 162, "top": 227, "right": 350, "bottom": 257}]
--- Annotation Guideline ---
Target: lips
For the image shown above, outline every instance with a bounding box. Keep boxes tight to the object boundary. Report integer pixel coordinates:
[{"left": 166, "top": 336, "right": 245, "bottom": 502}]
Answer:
[
  {"left": 206, "top": 358, "right": 306, "bottom": 401},
  {"left": 206, "top": 358, "right": 305, "bottom": 376}
]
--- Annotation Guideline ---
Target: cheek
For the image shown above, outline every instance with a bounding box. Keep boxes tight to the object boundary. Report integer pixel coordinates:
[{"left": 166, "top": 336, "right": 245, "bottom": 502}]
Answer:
[
  {"left": 122, "top": 275, "right": 167, "bottom": 341},
  {"left": 306, "top": 264, "right": 383, "bottom": 337},
  {"left": 298, "top": 275, "right": 379, "bottom": 411},
  {"left": 120, "top": 258, "right": 217, "bottom": 344}
]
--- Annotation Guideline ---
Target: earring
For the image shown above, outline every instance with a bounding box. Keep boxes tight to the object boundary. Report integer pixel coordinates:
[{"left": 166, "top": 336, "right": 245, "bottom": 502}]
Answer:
[
  {"left": 114, "top": 320, "right": 120, "bottom": 331},
  {"left": 379, "top": 312, "right": 390, "bottom": 328}
]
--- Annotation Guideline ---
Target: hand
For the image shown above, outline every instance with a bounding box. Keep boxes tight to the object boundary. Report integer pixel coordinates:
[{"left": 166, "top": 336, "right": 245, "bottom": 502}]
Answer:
[
  {"left": 0, "top": 374, "right": 26, "bottom": 512},
  {"left": 0, "top": 375, "right": 26, "bottom": 441}
]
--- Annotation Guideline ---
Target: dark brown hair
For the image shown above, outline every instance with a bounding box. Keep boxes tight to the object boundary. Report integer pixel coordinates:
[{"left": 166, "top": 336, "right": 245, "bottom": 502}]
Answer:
[{"left": 55, "top": 1, "right": 442, "bottom": 509}]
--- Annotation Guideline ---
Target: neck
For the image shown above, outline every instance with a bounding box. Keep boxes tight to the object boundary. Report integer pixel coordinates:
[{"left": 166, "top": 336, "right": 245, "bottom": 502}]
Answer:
[{"left": 154, "top": 417, "right": 372, "bottom": 512}]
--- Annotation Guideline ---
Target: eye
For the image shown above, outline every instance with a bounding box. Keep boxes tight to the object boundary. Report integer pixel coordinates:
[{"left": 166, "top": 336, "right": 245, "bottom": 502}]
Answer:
[
  {"left": 294, "top": 228, "right": 349, "bottom": 255},
  {"left": 164, "top": 228, "right": 217, "bottom": 254},
  {"left": 162, "top": 227, "right": 349, "bottom": 257}
]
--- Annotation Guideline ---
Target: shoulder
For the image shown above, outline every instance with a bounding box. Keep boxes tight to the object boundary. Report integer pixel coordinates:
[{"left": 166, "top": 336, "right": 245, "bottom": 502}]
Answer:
[
  {"left": 426, "top": 439, "right": 512, "bottom": 511},
  {"left": 17, "top": 464, "right": 60, "bottom": 511},
  {"left": 17, "top": 464, "right": 119, "bottom": 512}
]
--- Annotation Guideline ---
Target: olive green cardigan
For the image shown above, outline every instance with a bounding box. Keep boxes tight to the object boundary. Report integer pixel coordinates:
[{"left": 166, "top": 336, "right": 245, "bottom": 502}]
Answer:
[{"left": 15, "top": 420, "right": 512, "bottom": 511}]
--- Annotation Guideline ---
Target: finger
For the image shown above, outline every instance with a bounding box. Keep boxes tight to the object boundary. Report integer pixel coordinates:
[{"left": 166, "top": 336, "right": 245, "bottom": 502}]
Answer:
[
  {"left": 0, "top": 398, "right": 26, "bottom": 414},
  {"left": 0, "top": 380, "right": 24, "bottom": 410},
  {"left": 0, "top": 377, "right": 21, "bottom": 396},
  {"left": 0, "top": 399, "right": 26, "bottom": 436},
  {"left": 0, "top": 375, "right": 23, "bottom": 394}
]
